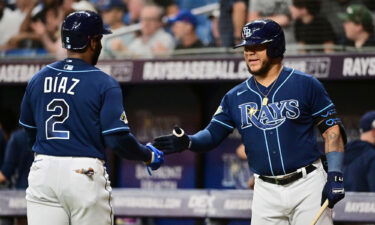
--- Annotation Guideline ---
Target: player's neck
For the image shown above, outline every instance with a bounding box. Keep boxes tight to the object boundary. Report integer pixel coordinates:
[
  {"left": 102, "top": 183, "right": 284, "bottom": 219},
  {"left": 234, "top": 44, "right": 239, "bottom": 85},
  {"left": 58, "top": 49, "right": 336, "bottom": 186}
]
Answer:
[
  {"left": 354, "top": 32, "right": 370, "bottom": 48},
  {"left": 67, "top": 52, "right": 93, "bottom": 65},
  {"left": 254, "top": 63, "right": 283, "bottom": 87},
  {"left": 360, "top": 131, "right": 375, "bottom": 145}
]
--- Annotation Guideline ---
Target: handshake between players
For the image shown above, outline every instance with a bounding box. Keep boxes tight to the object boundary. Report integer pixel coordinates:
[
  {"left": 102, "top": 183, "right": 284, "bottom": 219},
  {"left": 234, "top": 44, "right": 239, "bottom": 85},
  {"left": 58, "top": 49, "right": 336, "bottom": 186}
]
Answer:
[{"left": 144, "top": 127, "right": 188, "bottom": 173}]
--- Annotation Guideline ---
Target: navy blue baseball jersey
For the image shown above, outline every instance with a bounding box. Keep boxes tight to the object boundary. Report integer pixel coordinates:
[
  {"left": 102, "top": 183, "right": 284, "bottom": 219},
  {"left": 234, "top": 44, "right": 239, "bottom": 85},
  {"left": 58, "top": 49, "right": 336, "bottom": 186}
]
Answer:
[
  {"left": 1, "top": 129, "right": 33, "bottom": 189},
  {"left": 19, "top": 58, "right": 129, "bottom": 159},
  {"left": 212, "top": 67, "right": 334, "bottom": 176},
  {"left": 344, "top": 140, "right": 375, "bottom": 192}
]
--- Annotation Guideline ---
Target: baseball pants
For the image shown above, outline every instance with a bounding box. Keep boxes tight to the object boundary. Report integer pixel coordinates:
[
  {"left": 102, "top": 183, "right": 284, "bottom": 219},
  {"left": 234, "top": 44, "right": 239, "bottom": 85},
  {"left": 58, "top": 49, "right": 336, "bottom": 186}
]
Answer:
[
  {"left": 251, "top": 160, "right": 333, "bottom": 225},
  {"left": 26, "top": 154, "right": 113, "bottom": 225}
]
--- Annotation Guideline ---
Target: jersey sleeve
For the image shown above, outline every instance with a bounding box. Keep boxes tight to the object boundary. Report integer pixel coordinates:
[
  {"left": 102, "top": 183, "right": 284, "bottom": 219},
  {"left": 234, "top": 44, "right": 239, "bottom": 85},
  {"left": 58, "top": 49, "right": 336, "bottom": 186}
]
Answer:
[
  {"left": 211, "top": 94, "right": 235, "bottom": 132},
  {"left": 309, "top": 77, "right": 335, "bottom": 118},
  {"left": 100, "top": 87, "right": 130, "bottom": 135},
  {"left": 19, "top": 89, "right": 36, "bottom": 129}
]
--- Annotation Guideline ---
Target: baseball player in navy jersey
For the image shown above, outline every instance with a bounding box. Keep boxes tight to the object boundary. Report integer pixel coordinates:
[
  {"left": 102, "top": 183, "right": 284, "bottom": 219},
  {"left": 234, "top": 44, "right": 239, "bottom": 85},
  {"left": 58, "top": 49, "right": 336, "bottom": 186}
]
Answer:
[
  {"left": 154, "top": 19, "right": 346, "bottom": 225},
  {"left": 19, "top": 11, "right": 164, "bottom": 225},
  {"left": 0, "top": 129, "right": 34, "bottom": 189}
]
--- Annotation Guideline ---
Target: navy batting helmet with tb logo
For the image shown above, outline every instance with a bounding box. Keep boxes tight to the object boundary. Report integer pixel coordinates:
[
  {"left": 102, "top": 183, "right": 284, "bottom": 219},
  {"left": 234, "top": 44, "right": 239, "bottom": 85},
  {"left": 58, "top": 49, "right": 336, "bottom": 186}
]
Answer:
[
  {"left": 61, "top": 10, "right": 112, "bottom": 50},
  {"left": 234, "top": 19, "right": 285, "bottom": 58}
]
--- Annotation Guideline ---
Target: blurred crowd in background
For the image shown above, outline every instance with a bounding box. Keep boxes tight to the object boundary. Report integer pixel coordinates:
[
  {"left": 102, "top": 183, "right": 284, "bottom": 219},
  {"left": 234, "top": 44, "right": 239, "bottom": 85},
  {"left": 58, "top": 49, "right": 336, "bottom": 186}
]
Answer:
[{"left": 0, "top": 0, "right": 375, "bottom": 59}]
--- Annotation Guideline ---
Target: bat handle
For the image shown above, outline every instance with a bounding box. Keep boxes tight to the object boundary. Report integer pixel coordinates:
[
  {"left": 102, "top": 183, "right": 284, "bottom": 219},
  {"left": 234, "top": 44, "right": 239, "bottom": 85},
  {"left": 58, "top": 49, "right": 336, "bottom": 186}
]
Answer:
[{"left": 309, "top": 199, "right": 329, "bottom": 225}]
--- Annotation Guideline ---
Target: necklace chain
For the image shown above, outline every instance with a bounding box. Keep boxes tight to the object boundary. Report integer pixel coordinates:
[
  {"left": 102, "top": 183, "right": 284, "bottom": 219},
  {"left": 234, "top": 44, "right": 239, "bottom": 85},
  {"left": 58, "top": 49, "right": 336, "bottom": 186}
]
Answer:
[
  {"left": 253, "top": 74, "right": 280, "bottom": 106},
  {"left": 253, "top": 76, "right": 278, "bottom": 97}
]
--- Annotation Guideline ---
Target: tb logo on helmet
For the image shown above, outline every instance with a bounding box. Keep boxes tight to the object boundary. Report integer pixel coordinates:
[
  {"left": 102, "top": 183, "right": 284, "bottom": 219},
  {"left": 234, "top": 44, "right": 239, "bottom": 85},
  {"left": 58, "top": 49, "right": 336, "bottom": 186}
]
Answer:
[{"left": 242, "top": 26, "right": 259, "bottom": 39}]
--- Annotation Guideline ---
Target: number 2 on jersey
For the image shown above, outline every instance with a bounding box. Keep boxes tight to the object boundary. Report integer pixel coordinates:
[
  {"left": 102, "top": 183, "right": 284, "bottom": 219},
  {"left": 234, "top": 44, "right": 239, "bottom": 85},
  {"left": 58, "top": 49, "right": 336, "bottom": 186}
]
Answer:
[{"left": 45, "top": 99, "right": 70, "bottom": 139}]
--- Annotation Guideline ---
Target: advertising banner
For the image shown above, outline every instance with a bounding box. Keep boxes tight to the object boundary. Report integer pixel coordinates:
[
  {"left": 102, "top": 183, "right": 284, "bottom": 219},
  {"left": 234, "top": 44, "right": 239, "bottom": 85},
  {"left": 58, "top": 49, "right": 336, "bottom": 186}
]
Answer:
[{"left": 1, "top": 54, "right": 375, "bottom": 84}]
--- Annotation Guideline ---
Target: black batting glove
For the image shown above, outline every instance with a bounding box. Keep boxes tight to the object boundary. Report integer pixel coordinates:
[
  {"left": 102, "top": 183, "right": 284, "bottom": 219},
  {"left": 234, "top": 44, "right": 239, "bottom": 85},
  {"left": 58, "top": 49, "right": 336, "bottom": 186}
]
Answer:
[
  {"left": 321, "top": 171, "right": 345, "bottom": 208},
  {"left": 153, "top": 127, "right": 191, "bottom": 155}
]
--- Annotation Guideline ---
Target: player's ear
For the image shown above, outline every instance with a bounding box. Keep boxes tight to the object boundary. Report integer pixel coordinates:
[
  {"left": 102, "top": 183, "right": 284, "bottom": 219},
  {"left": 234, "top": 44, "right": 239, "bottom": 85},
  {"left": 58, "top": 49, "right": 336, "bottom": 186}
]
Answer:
[{"left": 88, "top": 38, "right": 97, "bottom": 51}]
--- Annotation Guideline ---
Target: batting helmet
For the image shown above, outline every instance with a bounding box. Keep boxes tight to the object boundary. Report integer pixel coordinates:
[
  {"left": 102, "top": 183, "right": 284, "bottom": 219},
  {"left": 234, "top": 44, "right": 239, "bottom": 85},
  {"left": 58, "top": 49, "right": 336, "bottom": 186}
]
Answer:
[
  {"left": 61, "top": 11, "right": 112, "bottom": 50},
  {"left": 234, "top": 19, "right": 285, "bottom": 58}
]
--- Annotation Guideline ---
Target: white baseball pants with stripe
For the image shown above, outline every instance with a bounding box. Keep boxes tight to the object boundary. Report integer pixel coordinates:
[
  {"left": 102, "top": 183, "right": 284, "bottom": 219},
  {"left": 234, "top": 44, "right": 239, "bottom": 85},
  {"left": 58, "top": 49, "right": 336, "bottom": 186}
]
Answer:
[
  {"left": 26, "top": 154, "right": 113, "bottom": 225},
  {"left": 251, "top": 160, "right": 333, "bottom": 225}
]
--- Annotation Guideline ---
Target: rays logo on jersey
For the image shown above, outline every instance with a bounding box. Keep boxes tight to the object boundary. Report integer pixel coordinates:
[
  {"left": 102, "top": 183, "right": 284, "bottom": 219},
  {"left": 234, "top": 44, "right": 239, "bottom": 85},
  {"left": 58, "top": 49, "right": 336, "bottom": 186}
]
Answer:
[
  {"left": 238, "top": 99, "right": 300, "bottom": 130},
  {"left": 120, "top": 111, "right": 128, "bottom": 124}
]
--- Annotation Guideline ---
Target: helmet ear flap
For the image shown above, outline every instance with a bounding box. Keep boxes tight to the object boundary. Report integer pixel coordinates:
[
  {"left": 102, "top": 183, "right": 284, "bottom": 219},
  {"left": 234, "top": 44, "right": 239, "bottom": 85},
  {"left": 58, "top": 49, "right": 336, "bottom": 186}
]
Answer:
[
  {"left": 267, "top": 34, "right": 285, "bottom": 58},
  {"left": 61, "top": 30, "right": 90, "bottom": 50}
]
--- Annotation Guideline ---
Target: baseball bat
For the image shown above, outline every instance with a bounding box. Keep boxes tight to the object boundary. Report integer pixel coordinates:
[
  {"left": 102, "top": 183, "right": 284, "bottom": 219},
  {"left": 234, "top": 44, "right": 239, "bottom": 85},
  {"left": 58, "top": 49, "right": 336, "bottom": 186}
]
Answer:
[{"left": 309, "top": 199, "right": 329, "bottom": 225}]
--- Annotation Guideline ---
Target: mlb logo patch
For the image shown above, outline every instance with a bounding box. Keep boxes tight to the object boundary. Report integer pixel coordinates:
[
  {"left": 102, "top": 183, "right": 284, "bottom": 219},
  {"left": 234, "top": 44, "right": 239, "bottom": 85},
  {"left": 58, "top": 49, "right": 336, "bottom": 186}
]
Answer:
[
  {"left": 214, "top": 106, "right": 223, "bottom": 116},
  {"left": 120, "top": 111, "right": 128, "bottom": 124}
]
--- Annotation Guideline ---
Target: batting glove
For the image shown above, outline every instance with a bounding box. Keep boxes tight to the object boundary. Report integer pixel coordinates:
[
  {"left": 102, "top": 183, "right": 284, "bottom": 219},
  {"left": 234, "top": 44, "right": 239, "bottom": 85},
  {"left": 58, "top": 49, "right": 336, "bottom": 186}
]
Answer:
[
  {"left": 321, "top": 171, "right": 345, "bottom": 208},
  {"left": 145, "top": 143, "right": 164, "bottom": 172},
  {"left": 153, "top": 127, "right": 191, "bottom": 155}
]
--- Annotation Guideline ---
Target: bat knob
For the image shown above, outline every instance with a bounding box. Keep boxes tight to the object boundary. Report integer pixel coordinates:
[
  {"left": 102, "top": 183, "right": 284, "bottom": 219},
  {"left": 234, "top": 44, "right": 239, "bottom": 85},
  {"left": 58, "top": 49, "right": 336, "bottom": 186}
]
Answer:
[{"left": 172, "top": 127, "right": 184, "bottom": 137}]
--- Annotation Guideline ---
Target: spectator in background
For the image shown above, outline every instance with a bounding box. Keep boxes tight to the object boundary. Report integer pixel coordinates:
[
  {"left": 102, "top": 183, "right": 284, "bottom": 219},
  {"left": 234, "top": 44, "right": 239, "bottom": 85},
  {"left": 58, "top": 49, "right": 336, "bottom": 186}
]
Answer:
[
  {"left": 0, "top": 129, "right": 33, "bottom": 189},
  {"left": 219, "top": 0, "right": 247, "bottom": 47},
  {"left": 175, "top": 0, "right": 216, "bottom": 46},
  {"left": 208, "top": 9, "right": 221, "bottom": 46},
  {"left": 0, "top": 0, "right": 31, "bottom": 50},
  {"left": 248, "top": 0, "right": 295, "bottom": 44},
  {"left": 338, "top": 4, "right": 375, "bottom": 49},
  {"left": 30, "top": 6, "right": 64, "bottom": 57},
  {"left": 169, "top": 10, "right": 204, "bottom": 49},
  {"left": 320, "top": 0, "right": 363, "bottom": 45},
  {"left": 99, "top": 0, "right": 135, "bottom": 59},
  {"left": 290, "top": 0, "right": 336, "bottom": 53},
  {"left": 29, "top": 1, "right": 97, "bottom": 59},
  {"left": 127, "top": 4, "right": 175, "bottom": 58},
  {"left": 153, "top": 0, "right": 179, "bottom": 16},
  {"left": 5, "top": 0, "right": 61, "bottom": 52},
  {"left": 123, "top": 0, "right": 145, "bottom": 25},
  {"left": 63, "top": 0, "right": 97, "bottom": 15},
  {"left": 344, "top": 111, "right": 375, "bottom": 192}
]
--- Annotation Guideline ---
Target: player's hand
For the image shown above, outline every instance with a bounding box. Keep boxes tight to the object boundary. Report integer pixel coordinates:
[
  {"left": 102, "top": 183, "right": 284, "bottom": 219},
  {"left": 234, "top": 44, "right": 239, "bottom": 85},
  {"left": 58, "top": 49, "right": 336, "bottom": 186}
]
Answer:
[
  {"left": 321, "top": 171, "right": 345, "bottom": 208},
  {"left": 153, "top": 127, "right": 191, "bottom": 155},
  {"left": 145, "top": 143, "right": 164, "bottom": 170}
]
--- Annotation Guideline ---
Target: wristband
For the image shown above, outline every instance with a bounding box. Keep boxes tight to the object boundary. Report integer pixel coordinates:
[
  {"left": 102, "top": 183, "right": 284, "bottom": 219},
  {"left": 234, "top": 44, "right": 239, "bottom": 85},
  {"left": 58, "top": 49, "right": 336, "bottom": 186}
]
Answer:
[{"left": 326, "top": 151, "right": 344, "bottom": 172}]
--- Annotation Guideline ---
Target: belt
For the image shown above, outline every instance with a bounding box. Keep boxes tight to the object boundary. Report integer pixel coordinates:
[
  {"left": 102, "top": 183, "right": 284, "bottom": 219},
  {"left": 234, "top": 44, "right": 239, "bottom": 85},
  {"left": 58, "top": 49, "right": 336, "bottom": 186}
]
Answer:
[{"left": 259, "top": 164, "right": 316, "bottom": 185}]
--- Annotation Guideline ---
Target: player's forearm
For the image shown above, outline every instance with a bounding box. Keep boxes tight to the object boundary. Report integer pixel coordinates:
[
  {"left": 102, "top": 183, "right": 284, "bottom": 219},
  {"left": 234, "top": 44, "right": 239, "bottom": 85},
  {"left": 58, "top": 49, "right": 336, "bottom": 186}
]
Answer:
[
  {"left": 322, "top": 125, "right": 345, "bottom": 154},
  {"left": 189, "top": 122, "right": 230, "bottom": 153},
  {"left": 189, "top": 130, "right": 216, "bottom": 152},
  {"left": 323, "top": 125, "right": 345, "bottom": 172},
  {"left": 104, "top": 132, "right": 151, "bottom": 162}
]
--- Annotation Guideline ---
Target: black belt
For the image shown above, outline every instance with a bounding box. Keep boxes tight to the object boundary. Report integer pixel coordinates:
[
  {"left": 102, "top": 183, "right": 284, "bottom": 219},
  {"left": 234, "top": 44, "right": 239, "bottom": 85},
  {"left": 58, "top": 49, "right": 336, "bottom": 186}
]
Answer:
[{"left": 259, "top": 164, "right": 316, "bottom": 185}]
